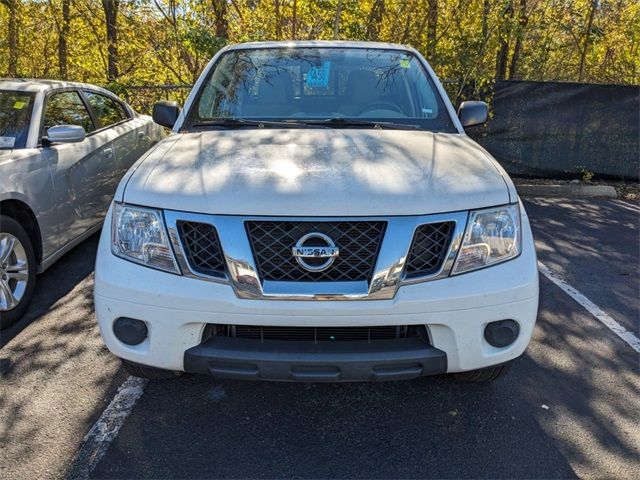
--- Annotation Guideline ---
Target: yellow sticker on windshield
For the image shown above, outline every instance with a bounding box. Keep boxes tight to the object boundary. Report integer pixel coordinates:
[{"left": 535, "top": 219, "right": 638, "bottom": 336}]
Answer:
[
  {"left": 13, "top": 101, "right": 26, "bottom": 109},
  {"left": 399, "top": 58, "right": 411, "bottom": 69}
]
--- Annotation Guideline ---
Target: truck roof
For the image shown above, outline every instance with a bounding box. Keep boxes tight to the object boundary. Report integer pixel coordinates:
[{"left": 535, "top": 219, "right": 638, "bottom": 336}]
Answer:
[{"left": 225, "top": 40, "right": 415, "bottom": 52}]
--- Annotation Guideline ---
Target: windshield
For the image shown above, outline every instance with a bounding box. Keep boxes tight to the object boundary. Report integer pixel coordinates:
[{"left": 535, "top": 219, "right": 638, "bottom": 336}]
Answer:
[
  {"left": 0, "top": 91, "right": 35, "bottom": 149},
  {"left": 187, "top": 47, "right": 456, "bottom": 132}
]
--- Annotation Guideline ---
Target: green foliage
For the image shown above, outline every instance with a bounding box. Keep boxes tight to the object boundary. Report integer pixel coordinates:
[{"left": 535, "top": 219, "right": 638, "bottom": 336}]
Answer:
[
  {"left": 578, "top": 165, "right": 595, "bottom": 183},
  {"left": 0, "top": 0, "right": 637, "bottom": 94},
  {"left": 183, "top": 26, "right": 227, "bottom": 59}
]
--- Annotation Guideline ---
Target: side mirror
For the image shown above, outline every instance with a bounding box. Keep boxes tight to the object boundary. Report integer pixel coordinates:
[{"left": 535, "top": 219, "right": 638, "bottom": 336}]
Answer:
[
  {"left": 457, "top": 101, "right": 488, "bottom": 128},
  {"left": 152, "top": 101, "right": 181, "bottom": 129},
  {"left": 46, "top": 125, "right": 86, "bottom": 143}
]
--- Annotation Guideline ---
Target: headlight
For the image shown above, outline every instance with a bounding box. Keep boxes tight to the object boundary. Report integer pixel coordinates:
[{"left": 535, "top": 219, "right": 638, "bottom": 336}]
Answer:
[
  {"left": 452, "top": 203, "right": 521, "bottom": 274},
  {"left": 111, "top": 203, "right": 179, "bottom": 273}
]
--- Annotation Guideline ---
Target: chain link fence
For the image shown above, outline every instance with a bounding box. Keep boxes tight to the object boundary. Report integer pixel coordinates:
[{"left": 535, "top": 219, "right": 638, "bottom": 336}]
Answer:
[{"left": 120, "top": 85, "right": 192, "bottom": 115}]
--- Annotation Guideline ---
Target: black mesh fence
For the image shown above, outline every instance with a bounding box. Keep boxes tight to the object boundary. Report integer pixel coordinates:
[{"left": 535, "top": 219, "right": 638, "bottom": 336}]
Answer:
[{"left": 469, "top": 80, "right": 640, "bottom": 180}]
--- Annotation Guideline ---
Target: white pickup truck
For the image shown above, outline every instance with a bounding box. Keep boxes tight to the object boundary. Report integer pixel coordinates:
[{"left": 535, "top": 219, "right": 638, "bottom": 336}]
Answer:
[{"left": 95, "top": 41, "right": 539, "bottom": 383}]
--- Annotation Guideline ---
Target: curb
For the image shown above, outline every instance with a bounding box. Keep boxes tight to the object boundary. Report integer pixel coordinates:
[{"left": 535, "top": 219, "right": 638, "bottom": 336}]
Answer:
[{"left": 516, "top": 184, "right": 618, "bottom": 198}]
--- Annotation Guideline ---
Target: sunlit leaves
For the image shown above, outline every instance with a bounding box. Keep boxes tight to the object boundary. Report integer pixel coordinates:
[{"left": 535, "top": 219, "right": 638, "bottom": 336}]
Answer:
[{"left": 0, "top": 0, "right": 637, "bottom": 90}]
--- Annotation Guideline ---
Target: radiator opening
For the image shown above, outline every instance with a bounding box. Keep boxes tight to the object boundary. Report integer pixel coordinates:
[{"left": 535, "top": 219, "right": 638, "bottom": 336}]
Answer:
[{"left": 202, "top": 324, "right": 430, "bottom": 344}]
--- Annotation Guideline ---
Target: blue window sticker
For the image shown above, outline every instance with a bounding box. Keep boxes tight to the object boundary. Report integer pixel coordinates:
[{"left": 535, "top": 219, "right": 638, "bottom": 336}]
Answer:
[{"left": 306, "top": 61, "right": 331, "bottom": 88}]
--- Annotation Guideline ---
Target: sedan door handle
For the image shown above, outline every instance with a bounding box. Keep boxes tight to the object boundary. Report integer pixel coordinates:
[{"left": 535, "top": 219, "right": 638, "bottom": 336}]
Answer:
[{"left": 102, "top": 147, "right": 114, "bottom": 160}]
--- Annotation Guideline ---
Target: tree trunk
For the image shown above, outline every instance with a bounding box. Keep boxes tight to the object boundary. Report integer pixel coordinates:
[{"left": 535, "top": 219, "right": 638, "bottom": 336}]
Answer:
[
  {"left": 292, "top": 0, "right": 297, "bottom": 39},
  {"left": 212, "top": 0, "right": 228, "bottom": 39},
  {"left": 365, "top": 0, "right": 385, "bottom": 41},
  {"left": 426, "top": 0, "right": 438, "bottom": 65},
  {"left": 495, "top": 0, "right": 513, "bottom": 81},
  {"left": 2, "top": 0, "right": 19, "bottom": 77},
  {"left": 508, "top": 0, "right": 528, "bottom": 80},
  {"left": 102, "top": 0, "right": 119, "bottom": 82},
  {"left": 401, "top": 13, "right": 411, "bottom": 44},
  {"left": 333, "top": 0, "right": 343, "bottom": 39},
  {"left": 482, "top": 0, "right": 490, "bottom": 39},
  {"left": 274, "top": 0, "right": 281, "bottom": 40},
  {"left": 58, "top": 0, "right": 71, "bottom": 79},
  {"left": 578, "top": 0, "right": 597, "bottom": 82}
]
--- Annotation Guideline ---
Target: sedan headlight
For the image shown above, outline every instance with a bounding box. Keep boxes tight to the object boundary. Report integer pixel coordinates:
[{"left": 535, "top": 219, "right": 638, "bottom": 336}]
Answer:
[
  {"left": 111, "top": 202, "right": 179, "bottom": 273},
  {"left": 452, "top": 203, "right": 521, "bottom": 274}
]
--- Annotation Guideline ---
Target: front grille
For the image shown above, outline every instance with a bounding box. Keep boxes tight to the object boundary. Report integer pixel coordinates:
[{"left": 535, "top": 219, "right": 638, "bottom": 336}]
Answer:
[
  {"left": 245, "top": 221, "right": 386, "bottom": 282},
  {"left": 405, "top": 222, "right": 455, "bottom": 278},
  {"left": 207, "top": 324, "right": 427, "bottom": 343},
  {"left": 177, "top": 221, "right": 226, "bottom": 278}
]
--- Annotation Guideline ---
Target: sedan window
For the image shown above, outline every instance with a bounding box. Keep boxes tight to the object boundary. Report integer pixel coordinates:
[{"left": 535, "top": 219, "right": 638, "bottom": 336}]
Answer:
[
  {"left": 84, "top": 91, "right": 127, "bottom": 128},
  {"left": 0, "top": 91, "right": 35, "bottom": 149},
  {"left": 43, "top": 91, "right": 95, "bottom": 136}
]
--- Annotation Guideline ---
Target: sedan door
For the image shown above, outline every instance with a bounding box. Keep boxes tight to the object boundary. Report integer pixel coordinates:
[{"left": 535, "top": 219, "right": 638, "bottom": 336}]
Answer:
[
  {"left": 83, "top": 90, "right": 150, "bottom": 183},
  {"left": 40, "top": 90, "right": 117, "bottom": 246}
]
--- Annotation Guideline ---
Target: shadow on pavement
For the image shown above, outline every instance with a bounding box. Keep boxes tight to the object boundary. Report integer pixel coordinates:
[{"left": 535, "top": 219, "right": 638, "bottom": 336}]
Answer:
[
  {"left": 0, "top": 230, "right": 130, "bottom": 479},
  {"left": 91, "top": 364, "right": 578, "bottom": 479},
  {"left": 524, "top": 198, "right": 639, "bottom": 336},
  {"left": 0, "top": 232, "right": 100, "bottom": 347}
]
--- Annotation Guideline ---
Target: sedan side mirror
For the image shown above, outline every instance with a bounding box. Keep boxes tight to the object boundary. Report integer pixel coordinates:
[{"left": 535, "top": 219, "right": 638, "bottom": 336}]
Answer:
[
  {"left": 46, "top": 125, "right": 86, "bottom": 143},
  {"left": 457, "top": 101, "right": 488, "bottom": 128},
  {"left": 153, "top": 101, "right": 181, "bottom": 129}
]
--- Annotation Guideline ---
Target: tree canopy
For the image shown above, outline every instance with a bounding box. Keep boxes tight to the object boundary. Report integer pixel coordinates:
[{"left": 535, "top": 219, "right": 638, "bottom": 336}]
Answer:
[{"left": 1, "top": 0, "right": 638, "bottom": 100}]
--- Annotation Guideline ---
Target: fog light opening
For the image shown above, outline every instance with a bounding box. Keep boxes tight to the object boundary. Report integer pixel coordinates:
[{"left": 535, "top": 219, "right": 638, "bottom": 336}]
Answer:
[
  {"left": 113, "top": 317, "right": 148, "bottom": 346},
  {"left": 484, "top": 320, "right": 519, "bottom": 348}
]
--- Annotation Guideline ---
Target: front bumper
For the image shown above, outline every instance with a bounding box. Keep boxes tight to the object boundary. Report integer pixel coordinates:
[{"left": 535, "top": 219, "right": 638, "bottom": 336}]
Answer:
[
  {"left": 95, "top": 207, "right": 539, "bottom": 378},
  {"left": 185, "top": 337, "right": 447, "bottom": 382}
]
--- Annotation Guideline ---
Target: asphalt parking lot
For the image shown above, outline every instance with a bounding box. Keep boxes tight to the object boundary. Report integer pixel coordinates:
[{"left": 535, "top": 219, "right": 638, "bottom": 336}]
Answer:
[{"left": 1, "top": 197, "right": 638, "bottom": 479}]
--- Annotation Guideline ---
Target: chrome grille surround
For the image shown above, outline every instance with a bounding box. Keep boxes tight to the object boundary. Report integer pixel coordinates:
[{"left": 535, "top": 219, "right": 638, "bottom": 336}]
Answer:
[{"left": 163, "top": 210, "right": 468, "bottom": 300}]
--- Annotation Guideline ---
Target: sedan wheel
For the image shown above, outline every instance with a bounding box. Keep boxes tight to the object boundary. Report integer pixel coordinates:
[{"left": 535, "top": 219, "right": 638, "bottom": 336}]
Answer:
[
  {"left": 0, "top": 233, "right": 30, "bottom": 311},
  {"left": 0, "top": 215, "right": 37, "bottom": 329}
]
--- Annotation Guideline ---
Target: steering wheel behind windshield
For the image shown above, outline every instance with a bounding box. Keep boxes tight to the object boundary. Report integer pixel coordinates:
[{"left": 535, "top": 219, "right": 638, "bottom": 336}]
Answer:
[{"left": 358, "top": 100, "right": 403, "bottom": 116}]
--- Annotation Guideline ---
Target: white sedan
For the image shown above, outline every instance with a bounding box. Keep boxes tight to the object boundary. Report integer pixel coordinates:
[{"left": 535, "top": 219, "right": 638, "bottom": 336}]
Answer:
[{"left": 0, "top": 79, "right": 164, "bottom": 327}]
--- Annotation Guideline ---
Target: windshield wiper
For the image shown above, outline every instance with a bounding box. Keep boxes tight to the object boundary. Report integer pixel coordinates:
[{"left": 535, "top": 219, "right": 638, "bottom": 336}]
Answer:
[
  {"left": 191, "top": 118, "right": 308, "bottom": 128},
  {"left": 191, "top": 117, "right": 421, "bottom": 130},
  {"left": 301, "top": 118, "right": 420, "bottom": 130}
]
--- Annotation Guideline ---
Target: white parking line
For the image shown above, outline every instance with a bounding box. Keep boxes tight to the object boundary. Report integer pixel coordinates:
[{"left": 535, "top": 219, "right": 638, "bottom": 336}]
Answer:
[
  {"left": 67, "top": 376, "right": 148, "bottom": 480},
  {"left": 538, "top": 261, "right": 640, "bottom": 352}
]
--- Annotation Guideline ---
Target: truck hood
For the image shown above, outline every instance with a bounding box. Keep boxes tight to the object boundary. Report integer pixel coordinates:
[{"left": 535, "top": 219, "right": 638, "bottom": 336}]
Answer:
[
  {"left": 122, "top": 129, "right": 512, "bottom": 216},
  {"left": 0, "top": 149, "right": 14, "bottom": 164}
]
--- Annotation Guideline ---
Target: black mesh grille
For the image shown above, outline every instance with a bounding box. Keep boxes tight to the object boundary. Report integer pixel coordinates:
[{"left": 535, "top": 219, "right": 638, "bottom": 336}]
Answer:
[
  {"left": 210, "top": 325, "right": 426, "bottom": 343},
  {"left": 178, "top": 221, "right": 226, "bottom": 278},
  {"left": 245, "top": 221, "right": 386, "bottom": 282},
  {"left": 405, "top": 222, "right": 454, "bottom": 278}
]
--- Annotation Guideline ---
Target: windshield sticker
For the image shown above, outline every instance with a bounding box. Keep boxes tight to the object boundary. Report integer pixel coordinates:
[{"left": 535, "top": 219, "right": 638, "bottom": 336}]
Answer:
[
  {"left": 399, "top": 58, "right": 411, "bottom": 69},
  {"left": 0, "top": 137, "right": 16, "bottom": 148},
  {"left": 306, "top": 61, "right": 331, "bottom": 88},
  {"left": 13, "top": 100, "right": 27, "bottom": 109}
]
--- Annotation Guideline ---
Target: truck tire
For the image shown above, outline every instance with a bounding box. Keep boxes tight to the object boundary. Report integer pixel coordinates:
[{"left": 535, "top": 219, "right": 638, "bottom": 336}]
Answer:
[
  {"left": 121, "top": 358, "right": 182, "bottom": 380},
  {"left": 0, "top": 215, "right": 37, "bottom": 329},
  {"left": 453, "top": 362, "right": 512, "bottom": 383}
]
